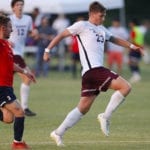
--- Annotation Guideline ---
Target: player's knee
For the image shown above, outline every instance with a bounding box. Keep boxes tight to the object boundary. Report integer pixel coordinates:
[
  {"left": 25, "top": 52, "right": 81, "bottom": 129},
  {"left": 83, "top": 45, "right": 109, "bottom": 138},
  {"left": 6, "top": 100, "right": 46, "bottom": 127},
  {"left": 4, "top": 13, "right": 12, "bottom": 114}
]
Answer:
[
  {"left": 127, "top": 82, "right": 132, "bottom": 92},
  {"left": 23, "top": 76, "right": 32, "bottom": 85},
  {"left": 124, "top": 82, "right": 132, "bottom": 96},
  {"left": 3, "top": 116, "right": 14, "bottom": 124},
  {"left": 2, "top": 111, "right": 14, "bottom": 124},
  {"left": 79, "top": 103, "right": 92, "bottom": 114},
  {"left": 14, "top": 108, "right": 25, "bottom": 117}
]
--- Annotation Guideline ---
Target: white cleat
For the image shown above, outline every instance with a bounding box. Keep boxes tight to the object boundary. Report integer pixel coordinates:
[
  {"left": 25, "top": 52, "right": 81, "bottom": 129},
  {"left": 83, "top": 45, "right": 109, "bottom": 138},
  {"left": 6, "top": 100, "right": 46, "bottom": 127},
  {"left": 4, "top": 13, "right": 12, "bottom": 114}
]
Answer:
[
  {"left": 97, "top": 113, "right": 110, "bottom": 136},
  {"left": 50, "top": 130, "right": 64, "bottom": 146}
]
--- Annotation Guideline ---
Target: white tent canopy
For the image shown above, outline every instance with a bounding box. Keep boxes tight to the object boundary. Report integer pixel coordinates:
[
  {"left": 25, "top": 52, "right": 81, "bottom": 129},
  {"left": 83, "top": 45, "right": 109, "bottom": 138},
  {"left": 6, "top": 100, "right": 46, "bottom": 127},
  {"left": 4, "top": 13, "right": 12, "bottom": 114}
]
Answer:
[
  {"left": 0, "top": 0, "right": 124, "bottom": 14},
  {"left": 0, "top": 0, "right": 125, "bottom": 25}
]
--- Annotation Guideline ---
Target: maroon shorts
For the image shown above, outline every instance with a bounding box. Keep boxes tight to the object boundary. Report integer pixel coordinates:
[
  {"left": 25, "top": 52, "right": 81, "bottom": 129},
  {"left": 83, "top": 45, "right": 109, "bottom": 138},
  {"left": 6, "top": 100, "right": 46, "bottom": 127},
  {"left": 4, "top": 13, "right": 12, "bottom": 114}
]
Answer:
[
  {"left": 14, "top": 55, "right": 26, "bottom": 68},
  {"left": 81, "top": 67, "right": 119, "bottom": 97}
]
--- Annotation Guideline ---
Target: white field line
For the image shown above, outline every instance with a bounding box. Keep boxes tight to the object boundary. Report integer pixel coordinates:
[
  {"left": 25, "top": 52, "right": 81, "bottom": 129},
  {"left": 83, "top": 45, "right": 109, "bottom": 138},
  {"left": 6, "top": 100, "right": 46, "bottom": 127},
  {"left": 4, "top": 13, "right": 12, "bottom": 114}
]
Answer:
[{"left": 1, "top": 140, "right": 150, "bottom": 145}]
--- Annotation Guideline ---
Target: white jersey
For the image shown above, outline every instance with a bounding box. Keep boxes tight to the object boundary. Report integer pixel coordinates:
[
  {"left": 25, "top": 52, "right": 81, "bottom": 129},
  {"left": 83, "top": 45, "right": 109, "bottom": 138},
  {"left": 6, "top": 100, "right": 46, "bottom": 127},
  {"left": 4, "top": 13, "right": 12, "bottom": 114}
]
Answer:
[
  {"left": 9, "top": 14, "right": 33, "bottom": 56},
  {"left": 67, "top": 21, "right": 112, "bottom": 75}
]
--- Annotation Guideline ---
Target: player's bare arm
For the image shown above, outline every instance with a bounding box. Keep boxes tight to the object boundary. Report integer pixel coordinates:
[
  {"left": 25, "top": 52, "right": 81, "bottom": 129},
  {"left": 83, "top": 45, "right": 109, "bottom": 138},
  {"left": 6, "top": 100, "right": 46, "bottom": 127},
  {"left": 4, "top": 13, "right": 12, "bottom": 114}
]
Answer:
[
  {"left": 13, "top": 63, "right": 36, "bottom": 83},
  {"left": 109, "top": 36, "right": 144, "bottom": 55},
  {"left": 43, "top": 29, "right": 71, "bottom": 62}
]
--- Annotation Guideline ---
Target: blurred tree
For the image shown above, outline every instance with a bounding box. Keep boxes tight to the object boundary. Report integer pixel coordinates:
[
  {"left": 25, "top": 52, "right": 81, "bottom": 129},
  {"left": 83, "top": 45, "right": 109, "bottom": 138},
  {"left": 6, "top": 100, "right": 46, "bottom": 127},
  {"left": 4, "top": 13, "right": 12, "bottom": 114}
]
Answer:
[{"left": 125, "top": 0, "right": 150, "bottom": 22}]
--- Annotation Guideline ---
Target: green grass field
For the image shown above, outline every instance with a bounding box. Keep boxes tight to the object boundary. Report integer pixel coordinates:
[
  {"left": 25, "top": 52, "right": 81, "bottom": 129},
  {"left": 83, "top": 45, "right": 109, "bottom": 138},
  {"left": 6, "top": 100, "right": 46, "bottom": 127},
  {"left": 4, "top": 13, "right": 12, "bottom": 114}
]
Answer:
[{"left": 0, "top": 58, "right": 150, "bottom": 150}]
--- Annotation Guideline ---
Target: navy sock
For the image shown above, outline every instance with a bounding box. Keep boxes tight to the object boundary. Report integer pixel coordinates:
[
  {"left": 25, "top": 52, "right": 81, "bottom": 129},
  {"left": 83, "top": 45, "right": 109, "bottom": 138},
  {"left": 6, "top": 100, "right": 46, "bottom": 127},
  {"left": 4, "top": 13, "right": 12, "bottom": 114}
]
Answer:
[
  {"left": 14, "top": 117, "right": 25, "bottom": 141},
  {"left": 129, "top": 65, "right": 140, "bottom": 73},
  {"left": 0, "top": 110, "right": 3, "bottom": 121}
]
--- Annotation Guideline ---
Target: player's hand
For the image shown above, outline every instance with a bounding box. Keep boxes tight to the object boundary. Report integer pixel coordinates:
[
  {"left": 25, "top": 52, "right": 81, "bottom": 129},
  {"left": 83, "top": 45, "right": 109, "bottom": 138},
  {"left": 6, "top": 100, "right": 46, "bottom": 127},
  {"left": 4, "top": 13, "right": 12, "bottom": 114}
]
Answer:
[
  {"left": 130, "top": 44, "right": 144, "bottom": 56},
  {"left": 24, "top": 70, "right": 36, "bottom": 83},
  {"left": 43, "top": 52, "right": 50, "bottom": 62},
  {"left": 136, "top": 47, "right": 144, "bottom": 56}
]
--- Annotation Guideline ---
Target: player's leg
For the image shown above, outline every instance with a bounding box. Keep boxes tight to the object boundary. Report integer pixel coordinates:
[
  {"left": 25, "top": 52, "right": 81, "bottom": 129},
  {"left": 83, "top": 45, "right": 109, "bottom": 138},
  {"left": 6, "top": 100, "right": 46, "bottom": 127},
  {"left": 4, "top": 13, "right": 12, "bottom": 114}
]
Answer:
[
  {"left": 43, "top": 60, "right": 49, "bottom": 77},
  {"left": 98, "top": 76, "right": 131, "bottom": 136},
  {"left": 128, "top": 51, "right": 141, "bottom": 83},
  {"left": 0, "top": 86, "right": 29, "bottom": 149},
  {"left": 5, "top": 100, "right": 25, "bottom": 141},
  {"left": 116, "top": 52, "right": 123, "bottom": 75},
  {"left": 14, "top": 55, "right": 36, "bottom": 116},
  {"left": 50, "top": 68, "right": 98, "bottom": 146},
  {"left": 5, "top": 100, "right": 30, "bottom": 149},
  {"left": 51, "top": 95, "right": 96, "bottom": 146},
  {"left": 105, "top": 76, "right": 131, "bottom": 118},
  {"left": 71, "top": 53, "right": 79, "bottom": 78},
  {"left": 18, "top": 70, "right": 36, "bottom": 116},
  {"left": 0, "top": 107, "right": 14, "bottom": 123}
]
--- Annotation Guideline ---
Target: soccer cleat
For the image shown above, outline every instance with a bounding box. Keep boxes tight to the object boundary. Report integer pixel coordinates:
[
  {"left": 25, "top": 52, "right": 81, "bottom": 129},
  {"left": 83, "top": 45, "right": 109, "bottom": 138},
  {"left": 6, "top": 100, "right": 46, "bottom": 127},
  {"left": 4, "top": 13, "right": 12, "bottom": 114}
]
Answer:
[
  {"left": 97, "top": 113, "right": 110, "bottom": 136},
  {"left": 50, "top": 130, "right": 64, "bottom": 146},
  {"left": 24, "top": 108, "right": 36, "bottom": 116},
  {"left": 11, "top": 141, "right": 30, "bottom": 150}
]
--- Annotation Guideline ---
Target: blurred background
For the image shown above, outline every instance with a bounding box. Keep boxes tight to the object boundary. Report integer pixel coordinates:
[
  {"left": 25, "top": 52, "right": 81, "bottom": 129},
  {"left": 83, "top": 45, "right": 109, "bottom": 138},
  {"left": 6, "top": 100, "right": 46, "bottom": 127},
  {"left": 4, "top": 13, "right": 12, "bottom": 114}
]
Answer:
[
  {"left": 0, "top": 0, "right": 150, "bottom": 78},
  {"left": 0, "top": 0, "right": 149, "bottom": 25}
]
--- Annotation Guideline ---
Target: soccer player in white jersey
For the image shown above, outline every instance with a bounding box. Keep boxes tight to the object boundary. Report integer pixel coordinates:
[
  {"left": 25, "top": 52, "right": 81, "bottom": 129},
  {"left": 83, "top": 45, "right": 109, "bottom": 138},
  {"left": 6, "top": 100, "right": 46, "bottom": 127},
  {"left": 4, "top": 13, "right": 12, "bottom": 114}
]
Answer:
[
  {"left": 43, "top": 1, "right": 144, "bottom": 146},
  {"left": 9, "top": 0, "right": 36, "bottom": 116}
]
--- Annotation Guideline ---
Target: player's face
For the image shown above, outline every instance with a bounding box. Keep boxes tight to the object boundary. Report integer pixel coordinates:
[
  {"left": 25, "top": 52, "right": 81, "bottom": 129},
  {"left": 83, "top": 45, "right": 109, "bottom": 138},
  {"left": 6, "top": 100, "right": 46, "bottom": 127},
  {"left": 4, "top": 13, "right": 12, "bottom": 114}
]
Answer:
[
  {"left": 4, "top": 21, "right": 13, "bottom": 39},
  {"left": 90, "top": 11, "right": 106, "bottom": 25},
  {"left": 12, "top": 1, "right": 24, "bottom": 15},
  {"left": 94, "top": 12, "right": 106, "bottom": 25}
]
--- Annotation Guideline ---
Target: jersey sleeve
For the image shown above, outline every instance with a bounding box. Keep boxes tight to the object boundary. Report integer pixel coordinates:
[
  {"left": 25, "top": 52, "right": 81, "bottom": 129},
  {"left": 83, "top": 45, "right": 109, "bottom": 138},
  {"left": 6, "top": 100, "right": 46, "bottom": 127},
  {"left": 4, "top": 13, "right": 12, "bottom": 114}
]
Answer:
[{"left": 67, "top": 21, "right": 85, "bottom": 36}]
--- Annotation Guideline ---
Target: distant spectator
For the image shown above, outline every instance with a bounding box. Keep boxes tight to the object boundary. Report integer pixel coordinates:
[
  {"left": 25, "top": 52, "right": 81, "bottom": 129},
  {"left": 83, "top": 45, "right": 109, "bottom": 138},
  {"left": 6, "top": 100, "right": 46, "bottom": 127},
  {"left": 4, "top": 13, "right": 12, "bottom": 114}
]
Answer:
[
  {"left": 139, "top": 19, "right": 149, "bottom": 34},
  {"left": 34, "top": 16, "right": 56, "bottom": 77},
  {"left": 52, "top": 14, "right": 70, "bottom": 71},
  {"left": 31, "top": 7, "right": 43, "bottom": 28},
  {"left": 106, "top": 18, "right": 129, "bottom": 74},
  {"left": 128, "top": 18, "right": 144, "bottom": 83},
  {"left": 144, "top": 20, "right": 150, "bottom": 64}
]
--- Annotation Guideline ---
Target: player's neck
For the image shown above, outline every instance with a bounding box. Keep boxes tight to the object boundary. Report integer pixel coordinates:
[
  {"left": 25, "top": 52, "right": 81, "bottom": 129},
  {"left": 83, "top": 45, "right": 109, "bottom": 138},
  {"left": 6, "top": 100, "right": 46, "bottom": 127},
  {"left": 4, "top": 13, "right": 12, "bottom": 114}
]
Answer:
[
  {"left": 0, "top": 34, "right": 4, "bottom": 40},
  {"left": 0, "top": 29, "right": 4, "bottom": 39},
  {"left": 14, "top": 13, "right": 23, "bottom": 19},
  {"left": 88, "top": 17, "right": 100, "bottom": 26},
  {"left": 88, "top": 19, "right": 98, "bottom": 26}
]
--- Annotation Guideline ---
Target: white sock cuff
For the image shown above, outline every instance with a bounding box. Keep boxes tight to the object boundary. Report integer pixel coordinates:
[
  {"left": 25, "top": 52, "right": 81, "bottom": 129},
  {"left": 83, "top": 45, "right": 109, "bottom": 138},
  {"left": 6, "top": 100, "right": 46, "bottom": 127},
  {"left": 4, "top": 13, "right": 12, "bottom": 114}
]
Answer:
[
  {"left": 21, "top": 83, "right": 30, "bottom": 89},
  {"left": 75, "top": 107, "right": 83, "bottom": 116},
  {"left": 115, "top": 91, "right": 125, "bottom": 100}
]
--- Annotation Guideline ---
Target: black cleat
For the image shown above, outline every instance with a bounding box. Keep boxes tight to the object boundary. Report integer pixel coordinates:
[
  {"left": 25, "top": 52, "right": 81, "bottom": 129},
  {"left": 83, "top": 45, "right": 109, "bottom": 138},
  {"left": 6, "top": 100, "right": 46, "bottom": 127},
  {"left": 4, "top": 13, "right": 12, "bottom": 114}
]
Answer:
[{"left": 24, "top": 108, "right": 36, "bottom": 116}]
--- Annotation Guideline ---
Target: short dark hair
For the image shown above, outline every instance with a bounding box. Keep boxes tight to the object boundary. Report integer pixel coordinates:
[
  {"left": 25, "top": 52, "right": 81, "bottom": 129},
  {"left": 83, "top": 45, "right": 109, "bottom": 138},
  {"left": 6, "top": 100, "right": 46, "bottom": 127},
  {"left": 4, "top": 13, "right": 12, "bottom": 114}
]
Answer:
[
  {"left": 0, "top": 15, "right": 10, "bottom": 27},
  {"left": 89, "top": 1, "right": 106, "bottom": 13},
  {"left": 11, "top": 0, "right": 24, "bottom": 8}
]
